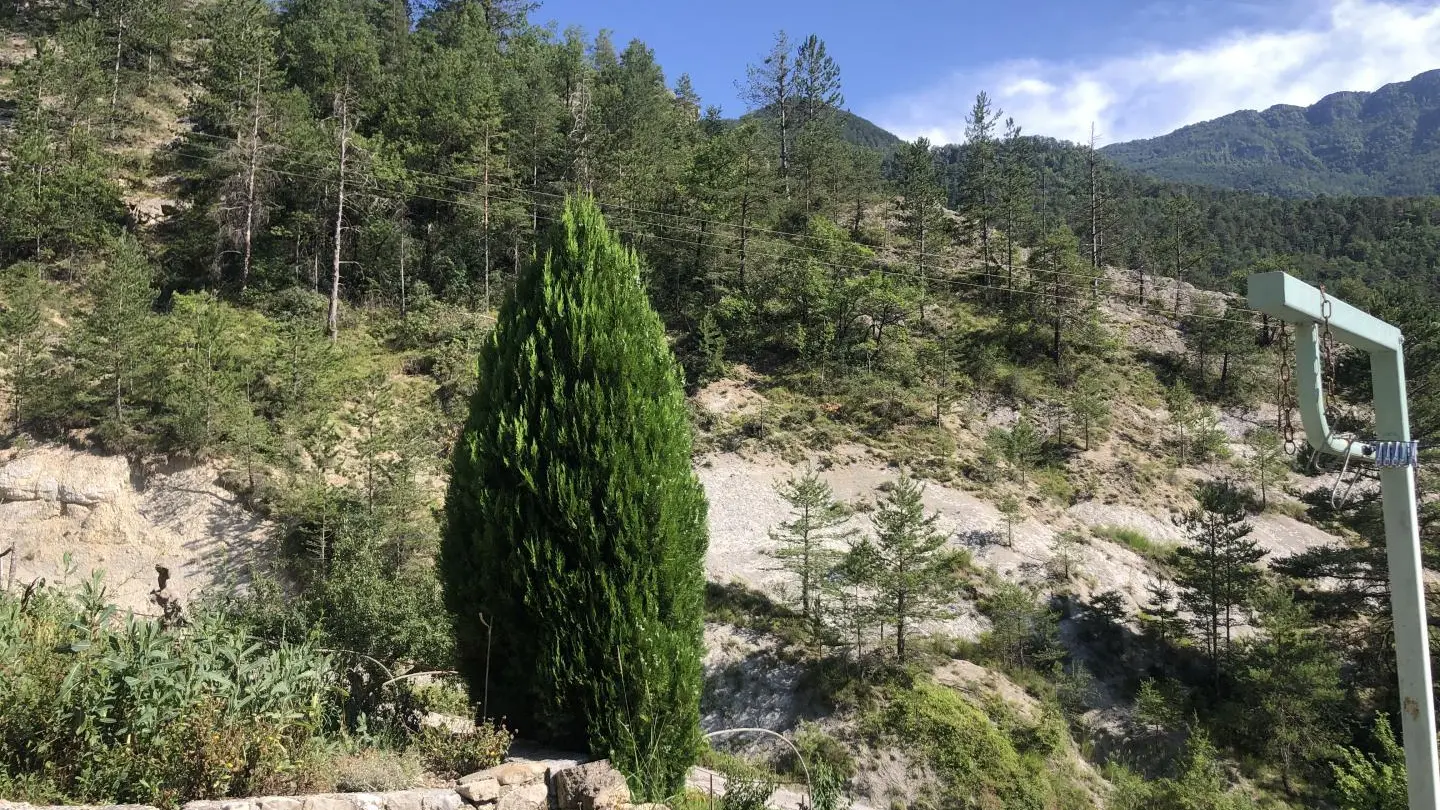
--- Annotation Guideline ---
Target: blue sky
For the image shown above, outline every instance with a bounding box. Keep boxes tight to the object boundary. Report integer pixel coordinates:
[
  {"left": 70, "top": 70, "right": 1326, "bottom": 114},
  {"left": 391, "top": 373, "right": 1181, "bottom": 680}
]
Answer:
[{"left": 531, "top": 0, "right": 1440, "bottom": 145}]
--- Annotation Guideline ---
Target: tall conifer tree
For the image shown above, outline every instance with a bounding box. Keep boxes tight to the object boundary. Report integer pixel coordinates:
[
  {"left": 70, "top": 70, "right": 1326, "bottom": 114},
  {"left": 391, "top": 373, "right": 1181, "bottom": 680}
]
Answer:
[{"left": 442, "top": 195, "right": 708, "bottom": 800}]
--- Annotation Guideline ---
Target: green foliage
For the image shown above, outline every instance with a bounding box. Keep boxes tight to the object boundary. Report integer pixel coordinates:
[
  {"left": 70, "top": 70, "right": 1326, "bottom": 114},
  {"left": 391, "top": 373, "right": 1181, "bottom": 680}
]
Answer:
[
  {"left": 0, "top": 579, "right": 334, "bottom": 808},
  {"left": 1134, "top": 678, "right": 1185, "bottom": 729},
  {"left": 1166, "top": 382, "right": 1226, "bottom": 467},
  {"left": 441, "top": 196, "right": 707, "bottom": 800},
  {"left": 1173, "top": 483, "right": 1266, "bottom": 685},
  {"left": 869, "top": 476, "right": 955, "bottom": 661},
  {"left": 714, "top": 756, "right": 776, "bottom": 810},
  {"left": 1239, "top": 586, "right": 1344, "bottom": 792},
  {"left": 1243, "top": 429, "right": 1290, "bottom": 510},
  {"left": 411, "top": 722, "right": 514, "bottom": 781},
  {"left": 987, "top": 416, "right": 1044, "bottom": 483},
  {"left": 1100, "top": 70, "right": 1440, "bottom": 198},
  {"left": 0, "top": 267, "right": 54, "bottom": 433},
  {"left": 861, "top": 678, "right": 1088, "bottom": 810},
  {"left": 1332, "top": 714, "right": 1408, "bottom": 810},
  {"left": 765, "top": 468, "right": 855, "bottom": 645},
  {"left": 979, "top": 581, "right": 1063, "bottom": 671},
  {"left": 70, "top": 233, "right": 159, "bottom": 449},
  {"left": 1092, "top": 525, "right": 1177, "bottom": 565},
  {"left": 1111, "top": 730, "right": 1256, "bottom": 810}
]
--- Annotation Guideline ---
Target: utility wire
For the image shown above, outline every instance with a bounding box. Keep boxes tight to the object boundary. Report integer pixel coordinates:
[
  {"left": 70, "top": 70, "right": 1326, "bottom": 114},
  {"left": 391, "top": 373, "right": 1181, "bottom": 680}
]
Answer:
[
  {"left": 168, "top": 145, "right": 1266, "bottom": 328},
  {"left": 166, "top": 128, "right": 1265, "bottom": 317}
]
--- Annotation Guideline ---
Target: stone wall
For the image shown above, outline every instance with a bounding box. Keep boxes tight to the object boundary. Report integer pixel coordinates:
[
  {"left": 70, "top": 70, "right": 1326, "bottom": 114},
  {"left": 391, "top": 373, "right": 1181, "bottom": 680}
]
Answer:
[{"left": 0, "top": 759, "right": 665, "bottom": 810}]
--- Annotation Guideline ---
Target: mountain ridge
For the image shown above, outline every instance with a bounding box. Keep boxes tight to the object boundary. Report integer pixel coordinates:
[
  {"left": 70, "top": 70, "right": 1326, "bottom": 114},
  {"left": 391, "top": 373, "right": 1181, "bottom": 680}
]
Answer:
[{"left": 1100, "top": 68, "right": 1440, "bottom": 197}]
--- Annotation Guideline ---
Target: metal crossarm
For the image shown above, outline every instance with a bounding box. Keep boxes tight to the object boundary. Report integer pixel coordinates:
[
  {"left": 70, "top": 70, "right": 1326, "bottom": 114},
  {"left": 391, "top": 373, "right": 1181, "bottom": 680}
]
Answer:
[{"left": 1249, "top": 270, "right": 1439, "bottom": 810}]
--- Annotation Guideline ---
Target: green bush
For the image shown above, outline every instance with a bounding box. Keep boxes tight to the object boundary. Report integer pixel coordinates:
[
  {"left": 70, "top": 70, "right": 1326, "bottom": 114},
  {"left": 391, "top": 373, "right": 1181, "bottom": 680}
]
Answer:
[
  {"left": 1091, "top": 525, "right": 1177, "bottom": 565},
  {"left": 411, "top": 722, "right": 514, "bottom": 780},
  {"left": 441, "top": 195, "right": 708, "bottom": 800},
  {"left": 861, "top": 678, "right": 1086, "bottom": 810},
  {"left": 0, "top": 578, "right": 335, "bottom": 809}
]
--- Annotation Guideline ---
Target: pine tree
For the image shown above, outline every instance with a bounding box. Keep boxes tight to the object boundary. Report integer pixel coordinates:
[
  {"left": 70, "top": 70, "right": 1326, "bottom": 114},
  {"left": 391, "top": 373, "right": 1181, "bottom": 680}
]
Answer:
[
  {"left": 827, "top": 534, "right": 881, "bottom": 665},
  {"left": 983, "top": 580, "right": 1062, "bottom": 670},
  {"left": 791, "top": 34, "right": 843, "bottom": 211},
  {"left": 1173, "top": 482, "right": 1266, "bottom": 691},
  {"left": 870, "top": 476, "right": 953, "bottom": 661},
  {"left": 1026, "top": 226, "right": 1092, "bottom": 366},
  {"left": 160, "top": 292, "right": 259, "bottom": 456},
  {"left": 961, "top": 92, "right": 1002, "bottom": 289},
  {"left": 1157, "top": 194, "right": 1208, "bottom": 315},
  {"left": 1245, "top": 428, "right": 1289, "bottom": 509},
  {"left": 441, "top": 195, "right": 707, "bottom": 799},
  {"left": 994, "top": 117, "right": 1032, "bottom": 302},
  {"left": 189, "top": 0, "right": 284, "bottom": 293},
  {"left": 996, "top": 494, "right": 1021, "bottom": 548},
  {"left": 766, "top": 469, "right": 855, "bottom": 644},
  {"left": 1241, "top": 586, "right": 1343, "bottom": 794},
  {"left": 741, "top": 31, "right": 795, "bottom": 198},
  {"left": 987, "top": 415, "right": 1043, "bottom": 483},
  {"left": 0, "top": 271, "right": 51, "bottom": 433},
  {"left": 894, "top": 138, "right": 943, "bottom": 320},
  {"left": 1140, "top": 579, "right": 1188, "bottom": 648},
  {"left": 1332, "top": 714, "right": 1408, "bottom": 810},
  {"left": 917, "top": 340, "right": 961, "bottom": 426},
  {"left": 71, "top": 233, "right": 158, "bottom": 449},
  {"left": 1049, "top": 530, "right": 1084, "bottom": 582},
  {"left": 1070, "top": 374, "right": 1111, "bottom": 451}
]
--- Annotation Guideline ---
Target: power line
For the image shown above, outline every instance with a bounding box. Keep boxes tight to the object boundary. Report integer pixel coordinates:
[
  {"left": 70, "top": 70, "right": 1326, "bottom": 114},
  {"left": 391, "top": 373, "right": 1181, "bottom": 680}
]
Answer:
[
  {"left": 168, "top": 145, "right": 1265, "bottom": 328},
  {"left": 167, "top": 127, "right": 1266, "bottom": 316},
  {"left": 164, "top": 138, "right": 1262, "bottom": 327}
]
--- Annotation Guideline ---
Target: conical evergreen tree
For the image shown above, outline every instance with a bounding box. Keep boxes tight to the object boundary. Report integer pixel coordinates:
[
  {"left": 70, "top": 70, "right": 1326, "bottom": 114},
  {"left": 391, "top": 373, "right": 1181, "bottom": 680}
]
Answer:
[{"left": 441, "top": 194, "right": 707, "bottom": 800}]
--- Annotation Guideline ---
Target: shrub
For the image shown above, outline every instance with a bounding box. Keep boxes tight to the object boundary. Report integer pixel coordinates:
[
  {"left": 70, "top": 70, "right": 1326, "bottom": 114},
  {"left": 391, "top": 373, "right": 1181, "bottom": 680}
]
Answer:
[
  {"left": 441, "top": 195, "right": 708, "bottom": 800},
  {"left": 412, "top": 721, "right": 514, "bottom": 780},
  {"left": 861, "top": 679, "right": 1076, "bottom": 810},
  {"left": 1091, "top": 525, "right": 1177, "bottom": 565},
  {"left": 0, "top": 578, "right": 334, "bottom": 809}
]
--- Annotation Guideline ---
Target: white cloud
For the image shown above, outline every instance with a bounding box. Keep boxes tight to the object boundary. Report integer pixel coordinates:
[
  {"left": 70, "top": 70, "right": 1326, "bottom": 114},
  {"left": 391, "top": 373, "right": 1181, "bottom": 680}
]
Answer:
[{"left": 870, "top": 0, "right": 1440, "bottom": 146}]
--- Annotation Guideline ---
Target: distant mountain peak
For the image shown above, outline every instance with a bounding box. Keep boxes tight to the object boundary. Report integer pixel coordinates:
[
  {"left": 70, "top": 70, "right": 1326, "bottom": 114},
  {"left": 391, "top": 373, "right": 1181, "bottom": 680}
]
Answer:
[{"left": 1100, "top": 69, "right": 1440, "bottom": 198}]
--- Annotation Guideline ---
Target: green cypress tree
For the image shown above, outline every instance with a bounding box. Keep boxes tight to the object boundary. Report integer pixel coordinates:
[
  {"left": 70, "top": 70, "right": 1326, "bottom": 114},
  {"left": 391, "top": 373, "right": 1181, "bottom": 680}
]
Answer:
[{"left": 442, "top": 194, "right": 707, "bottom": 800}]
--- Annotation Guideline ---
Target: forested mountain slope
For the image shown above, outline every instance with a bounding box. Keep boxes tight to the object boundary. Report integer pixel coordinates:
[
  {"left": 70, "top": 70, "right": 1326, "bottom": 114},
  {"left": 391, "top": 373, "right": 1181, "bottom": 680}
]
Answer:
[
  {"left": 2, "top": 3, "right": 1440, "bottom": 810},
  {"left": 1100, "top": 69, "right": 1440, "bottom": 197}
]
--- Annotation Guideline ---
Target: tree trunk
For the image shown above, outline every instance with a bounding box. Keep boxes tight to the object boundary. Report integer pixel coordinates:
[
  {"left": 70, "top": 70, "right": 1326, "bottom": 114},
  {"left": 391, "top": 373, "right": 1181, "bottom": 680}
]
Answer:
[
  {"left": 917, "top": 227, "right": 927, "bottom": 325},
  {"left": 483, "top": 127, "right": 491, "bottom": 311},
  {"left": 896, "top": 591, "right": 906, "bottom": 661},
  {"left": 327, "top": 86, "right": 350, "bottom": 342},
  {"left": 240, "top": 53, "right": 263, "bottom": 293},
  {"left": 109, "top": 19, "right": 124, "bottom": 140}
]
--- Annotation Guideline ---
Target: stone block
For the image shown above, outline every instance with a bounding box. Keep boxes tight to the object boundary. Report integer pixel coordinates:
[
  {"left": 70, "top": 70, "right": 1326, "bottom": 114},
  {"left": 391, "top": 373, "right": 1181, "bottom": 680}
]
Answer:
[
  {"left": 300, "top": 795, "right": 356, "bottom": 810},
  {"left": 551, "top": 760, "right": 630, "bottom": 810},
  {"left": 456, "top": 779, "right": 500, "bottom": 805},
  {"left": 457, "top": 762, "right": 545, "bottom": 789},
  {"left": 418, "top": 792, "right": 462, "bottom": 810},
  {"left": 347, "top": 794, "right": 385, "bottom": 810},
  {"left": 493, "top": 783, "right": 547, "bottom": 810},
  {"left": 379, "top": 792, "right": 423, "bottom": 810},
  {"left": 257, "top": 798, "right": 303, "bottom": 810}
]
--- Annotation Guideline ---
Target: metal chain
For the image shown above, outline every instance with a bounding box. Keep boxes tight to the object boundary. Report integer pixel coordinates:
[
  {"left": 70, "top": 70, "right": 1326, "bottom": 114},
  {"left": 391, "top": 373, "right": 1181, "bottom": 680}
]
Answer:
[
  {"left": 1277, "top": 322, "right": 1298, "bottom": 455},
  {"left": 1319, "top": 285, "right": 1338, "bottom": 420}
]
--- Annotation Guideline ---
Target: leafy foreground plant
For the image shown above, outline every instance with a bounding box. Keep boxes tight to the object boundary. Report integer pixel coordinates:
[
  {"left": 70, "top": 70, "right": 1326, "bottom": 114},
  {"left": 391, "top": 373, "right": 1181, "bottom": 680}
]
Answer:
[
  {"left": 442, "top": 194, "right": 709, "bottom": 800},
  {"left": 0, "top": 577, "right": 335, "bottom": 808}
]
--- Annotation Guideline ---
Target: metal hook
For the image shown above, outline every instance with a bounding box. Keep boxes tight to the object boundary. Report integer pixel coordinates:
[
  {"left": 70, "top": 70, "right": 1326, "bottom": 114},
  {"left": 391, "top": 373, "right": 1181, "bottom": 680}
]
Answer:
[{"left": 1329, "top": 439, "right": 1359, "bottom": 509}]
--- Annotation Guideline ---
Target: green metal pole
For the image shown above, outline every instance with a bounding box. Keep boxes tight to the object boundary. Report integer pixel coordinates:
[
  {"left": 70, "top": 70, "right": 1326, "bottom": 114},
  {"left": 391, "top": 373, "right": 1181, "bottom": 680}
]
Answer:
[
  {"left": 1372, "top": 345, "right": 1440, "bottom": 810},
  {"left": 1249, "top": 271, "right": 1438, "bottom": 810}
]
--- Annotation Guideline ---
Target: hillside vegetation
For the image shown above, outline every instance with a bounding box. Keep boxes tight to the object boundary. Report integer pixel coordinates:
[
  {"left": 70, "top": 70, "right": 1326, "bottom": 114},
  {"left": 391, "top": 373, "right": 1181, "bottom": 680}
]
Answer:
[
  {"left": 2, "top": 3, "right": 1440, "bottom": 810},
  {"left": 1100, "top": 69, "right": 1440, "bottom": 197}
]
